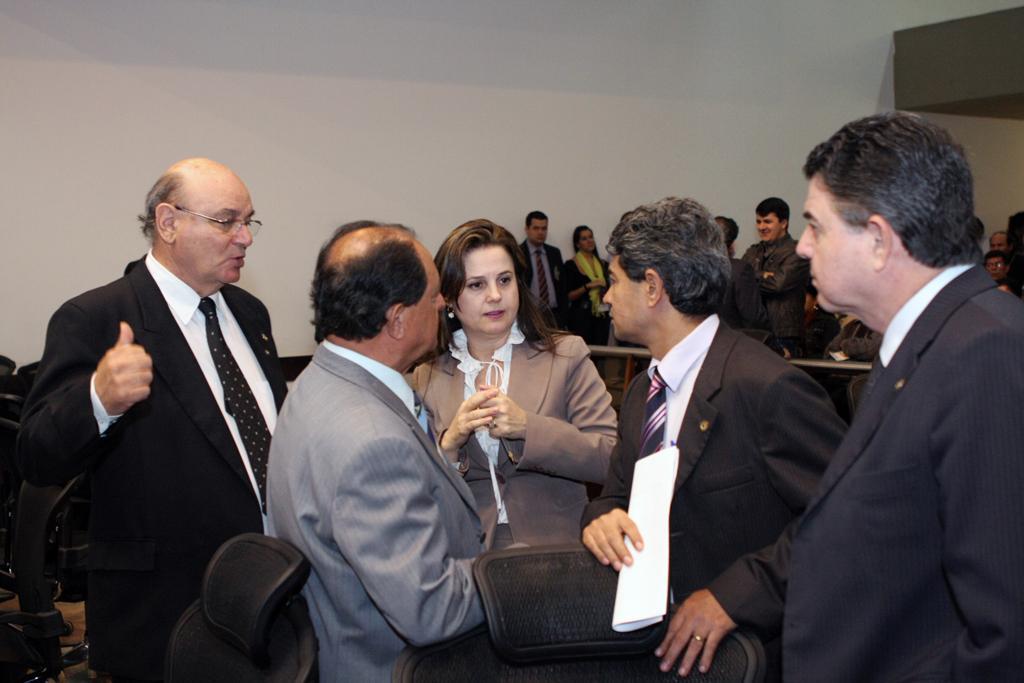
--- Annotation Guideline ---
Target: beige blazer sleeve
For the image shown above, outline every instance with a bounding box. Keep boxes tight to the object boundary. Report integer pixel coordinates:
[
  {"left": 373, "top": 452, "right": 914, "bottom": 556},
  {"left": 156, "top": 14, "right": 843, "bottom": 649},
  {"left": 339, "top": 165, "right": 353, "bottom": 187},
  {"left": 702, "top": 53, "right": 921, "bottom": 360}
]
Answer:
[{"left": 512, "top": 335, "right": 617, "bottom": 484}]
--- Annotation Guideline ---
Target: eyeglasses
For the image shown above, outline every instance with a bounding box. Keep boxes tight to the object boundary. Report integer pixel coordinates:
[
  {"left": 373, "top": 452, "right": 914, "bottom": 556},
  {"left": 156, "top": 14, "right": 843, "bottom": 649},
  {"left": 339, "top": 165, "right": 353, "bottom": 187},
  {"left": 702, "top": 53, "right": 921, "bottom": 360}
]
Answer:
[{"left": 173, "top": 205, "right": 262, "bottom": 236}]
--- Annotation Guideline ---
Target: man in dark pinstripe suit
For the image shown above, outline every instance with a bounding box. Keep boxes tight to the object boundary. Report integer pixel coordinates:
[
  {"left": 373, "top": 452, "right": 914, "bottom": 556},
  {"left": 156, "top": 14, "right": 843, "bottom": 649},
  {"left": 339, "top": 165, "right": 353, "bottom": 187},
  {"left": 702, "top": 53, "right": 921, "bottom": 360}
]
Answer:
[{"left": 784, "top": 112, "right": 1024, "bottom": 681}]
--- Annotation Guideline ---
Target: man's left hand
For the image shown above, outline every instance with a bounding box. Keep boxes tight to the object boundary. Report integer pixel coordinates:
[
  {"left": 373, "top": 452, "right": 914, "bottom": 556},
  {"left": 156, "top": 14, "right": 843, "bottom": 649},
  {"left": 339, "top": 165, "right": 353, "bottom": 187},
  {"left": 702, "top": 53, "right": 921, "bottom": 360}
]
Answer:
[{"left": 654, "top": 589, "right": 737, "bottom": 676}]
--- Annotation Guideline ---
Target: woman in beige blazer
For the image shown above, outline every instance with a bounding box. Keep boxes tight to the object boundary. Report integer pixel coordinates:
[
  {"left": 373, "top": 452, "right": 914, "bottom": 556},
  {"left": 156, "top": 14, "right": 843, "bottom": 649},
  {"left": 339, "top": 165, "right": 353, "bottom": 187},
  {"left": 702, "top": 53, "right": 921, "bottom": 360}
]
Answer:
[{"left": 412, "top": 219, "right": 617, "bottom": 549}]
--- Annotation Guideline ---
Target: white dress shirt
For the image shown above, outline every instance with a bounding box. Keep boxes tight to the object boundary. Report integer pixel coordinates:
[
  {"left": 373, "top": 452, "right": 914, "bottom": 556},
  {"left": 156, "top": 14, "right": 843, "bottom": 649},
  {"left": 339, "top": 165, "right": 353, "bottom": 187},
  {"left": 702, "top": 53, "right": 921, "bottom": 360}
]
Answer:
[
  {"left": 649, "top": 315, "right": 719, "bottom": 450},
  {"left": 879, "top": 264, "right": 972, "bottom": 366},
  {"left": 449, "top": 323, "right": 527, "bottom": 524},
  {"left": 90, "top": 251, "right": 277, "bottom": 514}
]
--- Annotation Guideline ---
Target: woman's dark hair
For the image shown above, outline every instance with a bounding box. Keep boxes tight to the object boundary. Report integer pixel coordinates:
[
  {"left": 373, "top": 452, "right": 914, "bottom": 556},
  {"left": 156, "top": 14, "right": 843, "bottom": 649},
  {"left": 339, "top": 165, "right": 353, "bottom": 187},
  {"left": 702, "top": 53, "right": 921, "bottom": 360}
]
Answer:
[
  {"left": 572, "top": 225, "right": 600, "bottom": 256},
  {"left": 434, "top": 219, "right": 561, "bottom": 354}
]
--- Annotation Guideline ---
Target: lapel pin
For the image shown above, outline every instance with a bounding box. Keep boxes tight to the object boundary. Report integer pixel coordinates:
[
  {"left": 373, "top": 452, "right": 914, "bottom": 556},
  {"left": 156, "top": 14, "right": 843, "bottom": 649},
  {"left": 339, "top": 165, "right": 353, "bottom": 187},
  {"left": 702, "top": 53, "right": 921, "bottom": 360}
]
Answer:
[
  {"left": 699, "top": 420, "right": 710, "bottom": 432},
  {"left": 894, "top": 378, "right": 906, "bottom": 390}
]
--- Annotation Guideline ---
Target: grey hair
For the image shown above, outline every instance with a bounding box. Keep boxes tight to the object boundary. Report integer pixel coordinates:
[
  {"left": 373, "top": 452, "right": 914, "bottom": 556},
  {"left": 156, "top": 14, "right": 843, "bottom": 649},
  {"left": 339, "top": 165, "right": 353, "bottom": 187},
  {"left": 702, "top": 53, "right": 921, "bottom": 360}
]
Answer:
[
  {"left": 136, "top": 171, "right": 184, "bottom": 240},
  {"left": 607, "top": 197, "right": 730, "bottom": 316}
]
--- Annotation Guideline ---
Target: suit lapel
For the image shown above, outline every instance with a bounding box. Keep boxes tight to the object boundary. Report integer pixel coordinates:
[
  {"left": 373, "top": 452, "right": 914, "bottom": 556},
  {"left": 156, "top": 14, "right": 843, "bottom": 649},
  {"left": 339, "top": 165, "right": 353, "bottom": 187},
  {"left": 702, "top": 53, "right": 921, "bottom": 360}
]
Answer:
[
  {"left": 320, "top": 348, "right": 479, "bottom": 512},
  {"left": 802, "top": 267, "right": 993, "bottom": 517},
  {"left": 673, "top": 326, "right": 732, "bottom": 490},
  {"left": 222, "top": 286, "right": 287, "bottom": 409},
  {"left": 502, "top": 343, "right": 549, "bottom": 464},
  {"left": 127, "top": 263, "right": 256, "bottom": 497},
  {"left": 426, "top": 354, "right": 491, "bottom": 472},
  {"left": 545, "top": 244, "right": 562, "bottom": 285}
]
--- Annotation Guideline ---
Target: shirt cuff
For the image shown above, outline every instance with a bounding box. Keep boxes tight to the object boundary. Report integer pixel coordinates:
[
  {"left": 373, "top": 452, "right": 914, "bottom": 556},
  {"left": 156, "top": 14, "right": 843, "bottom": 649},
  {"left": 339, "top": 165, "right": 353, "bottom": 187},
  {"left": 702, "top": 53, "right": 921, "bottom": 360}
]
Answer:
[{"left": 90, "top": 372, "right": 122, "bottom": 435}]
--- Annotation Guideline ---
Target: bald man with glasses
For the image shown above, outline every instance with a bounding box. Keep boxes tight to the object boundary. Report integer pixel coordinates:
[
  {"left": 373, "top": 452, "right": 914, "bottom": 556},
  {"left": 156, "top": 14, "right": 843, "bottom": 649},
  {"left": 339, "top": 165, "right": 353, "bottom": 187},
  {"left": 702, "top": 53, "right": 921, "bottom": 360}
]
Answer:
[{"left": 18, "top": 158, "right": 286, "bottom": 681}]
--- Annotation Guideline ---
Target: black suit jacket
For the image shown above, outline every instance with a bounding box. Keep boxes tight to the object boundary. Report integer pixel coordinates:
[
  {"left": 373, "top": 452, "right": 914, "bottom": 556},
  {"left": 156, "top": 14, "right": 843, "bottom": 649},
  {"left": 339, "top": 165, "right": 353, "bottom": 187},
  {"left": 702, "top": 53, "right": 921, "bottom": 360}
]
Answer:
[
  {"left": 719, "top": 258, "right": 770, "bottom": 331},
  {"left": 520, "top": 240, "right": 569, "bottom": 328},
  {"left": 741, "top": 235, "right": 808, "bottom": 339},
  {"left": 783, "top": 267, "right": 1024, "bottom": 682},
  {"left": 583, "top": 324, "right": 844, "bottom": 674},
  {"left": 17, "top": 259, "right": 286, "bottom": 679}
]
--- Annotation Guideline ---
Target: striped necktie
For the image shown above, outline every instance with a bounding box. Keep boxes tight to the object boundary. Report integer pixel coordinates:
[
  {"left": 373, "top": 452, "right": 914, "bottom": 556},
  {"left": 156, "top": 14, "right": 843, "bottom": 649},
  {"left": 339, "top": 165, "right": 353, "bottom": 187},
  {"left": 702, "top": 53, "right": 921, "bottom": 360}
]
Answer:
[
  {"left": 534, "top": 248, "right": 551, "bottom": 306},
  {"left": 638, "top": 368, "right": 668, "bottom": 458}
]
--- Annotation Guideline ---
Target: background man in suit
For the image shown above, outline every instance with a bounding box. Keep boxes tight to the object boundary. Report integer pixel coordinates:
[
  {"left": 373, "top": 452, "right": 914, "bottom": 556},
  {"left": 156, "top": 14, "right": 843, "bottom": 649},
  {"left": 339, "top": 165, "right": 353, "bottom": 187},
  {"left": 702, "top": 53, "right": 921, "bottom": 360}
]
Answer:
[
  {"left": 784, "top": 112, "right": 1024, "bottom": 681},
  {"left": 988, "top": 230, "right": 1009, "bottom": 253},
  {"left": 267, "top": 222, "right": 484, "bottom": 681},
  {"left": 714, "top": 215, "right": 769, "bottom": 331},
  {"left": 520, "top": 210, "right": 568, "bottom": 327},
  {"left": 581, "top": 197, "right": 844, "bottom": 680},
  {"left": 741, "top": 197, "right": 809, "bottom": 357},
  {"left": 17, "top": 158, "right": 286, "bottom": 681}
]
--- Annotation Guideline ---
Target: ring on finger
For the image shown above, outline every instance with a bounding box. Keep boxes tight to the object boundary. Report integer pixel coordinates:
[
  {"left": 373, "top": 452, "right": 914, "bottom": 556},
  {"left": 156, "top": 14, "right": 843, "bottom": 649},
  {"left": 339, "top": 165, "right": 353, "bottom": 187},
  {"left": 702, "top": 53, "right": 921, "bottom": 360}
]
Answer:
[{"left": 692, "top": 634, "right": 704, "bottom": 643}]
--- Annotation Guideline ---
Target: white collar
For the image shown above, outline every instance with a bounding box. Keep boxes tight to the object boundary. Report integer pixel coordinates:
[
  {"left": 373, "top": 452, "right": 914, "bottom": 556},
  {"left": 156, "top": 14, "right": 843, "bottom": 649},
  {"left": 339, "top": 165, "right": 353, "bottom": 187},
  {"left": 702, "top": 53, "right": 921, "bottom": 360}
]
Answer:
[
  {"left": 321, "top": 340, "right": 415, "bottom": 416},
  {"left": 879, "top": 264, "right": 971, "bottom": 366},
  {"left": 145, "top": 250, "right": 222, "bottom": 324},
  {"left": 450, "top": 322, "right": 525, "bottom": 387},
  {"left": 650, "top": 315, "right": 719, "bottom": 391}
]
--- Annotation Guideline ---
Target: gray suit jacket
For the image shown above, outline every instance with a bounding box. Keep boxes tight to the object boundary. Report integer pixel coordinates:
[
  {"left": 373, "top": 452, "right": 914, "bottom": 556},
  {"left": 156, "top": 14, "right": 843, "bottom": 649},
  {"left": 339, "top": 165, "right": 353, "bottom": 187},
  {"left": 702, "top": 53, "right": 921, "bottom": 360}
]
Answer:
[
  {"left": 267, "top": 345, "right": 484, "bottom": 682},
  {"left": 413, "top": 334, "right": 616, "bottom": 547}
]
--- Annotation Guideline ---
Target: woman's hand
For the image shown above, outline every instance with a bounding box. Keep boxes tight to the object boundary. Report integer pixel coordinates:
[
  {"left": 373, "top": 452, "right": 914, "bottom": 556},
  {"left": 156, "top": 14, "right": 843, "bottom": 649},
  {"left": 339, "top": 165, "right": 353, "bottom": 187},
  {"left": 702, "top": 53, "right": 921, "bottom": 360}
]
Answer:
[
  {"left": 480, "top": 386, "right": 528, "bottom": 440},
  {"left": 587, "top": 277, "right": 606, "bottom": 289},
  {"left": 439, "top": 389, "right": 500, "bottom": 456}
]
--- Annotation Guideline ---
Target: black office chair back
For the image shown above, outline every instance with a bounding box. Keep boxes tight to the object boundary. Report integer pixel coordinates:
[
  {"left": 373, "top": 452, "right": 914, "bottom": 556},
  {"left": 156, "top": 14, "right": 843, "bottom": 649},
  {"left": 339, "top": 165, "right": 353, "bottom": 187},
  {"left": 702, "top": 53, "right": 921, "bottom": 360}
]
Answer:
[
  {"left": 165, "top": 533, "right": 318, "bottom": 683},
  {"left": 0, "top": 414, "right": 19, "bottom": 571},
  {"left": 0, "top": 479, "right": 87, "bottom": 681},
  {"left": 0, "top": 396, "right": 20, "bottom": 423},
  {"left": 474, "top": 544, "right": 664, "bottom": 662},
  {"left": 0, "top": 358, "right": 13, "bottom": 379},
  {"left": 395, "top": 625, "right": 765, "bottom": 682},
  {"left": 394, "top": 544, "right": 766, "bottom": 682},
  {"left": 846, "top": 372, "right": 870, "bottom": 417}
]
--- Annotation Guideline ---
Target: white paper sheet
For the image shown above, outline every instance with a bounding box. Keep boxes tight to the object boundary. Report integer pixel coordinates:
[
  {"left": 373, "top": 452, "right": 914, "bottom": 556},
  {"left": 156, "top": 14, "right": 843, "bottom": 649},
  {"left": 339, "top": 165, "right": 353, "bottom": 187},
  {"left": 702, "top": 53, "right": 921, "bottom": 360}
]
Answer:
[{"left": 612, "top": 445, "right": 680, "bottom": 632}]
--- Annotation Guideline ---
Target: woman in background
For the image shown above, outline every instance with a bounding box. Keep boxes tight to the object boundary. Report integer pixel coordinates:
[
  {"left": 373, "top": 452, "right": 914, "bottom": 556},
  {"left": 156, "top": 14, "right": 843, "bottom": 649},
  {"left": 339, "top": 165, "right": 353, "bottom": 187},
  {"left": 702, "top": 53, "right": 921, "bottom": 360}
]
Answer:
[
  {"left": 412, "top": 219, "right": 616, "bottom": 549},
  {"left": 564, "top": 225, "right": 610, "bottom": 346}
]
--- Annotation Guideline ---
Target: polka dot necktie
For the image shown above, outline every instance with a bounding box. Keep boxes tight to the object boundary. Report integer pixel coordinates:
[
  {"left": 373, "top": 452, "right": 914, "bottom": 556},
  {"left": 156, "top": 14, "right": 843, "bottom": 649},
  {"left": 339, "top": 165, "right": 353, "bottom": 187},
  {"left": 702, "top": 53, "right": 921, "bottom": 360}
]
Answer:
[
  {"left": 199, "top": 297, "right": 271, "bottom": 510},
  {"left": 639, "top": 368, "right": 668, "bottom": 458}
]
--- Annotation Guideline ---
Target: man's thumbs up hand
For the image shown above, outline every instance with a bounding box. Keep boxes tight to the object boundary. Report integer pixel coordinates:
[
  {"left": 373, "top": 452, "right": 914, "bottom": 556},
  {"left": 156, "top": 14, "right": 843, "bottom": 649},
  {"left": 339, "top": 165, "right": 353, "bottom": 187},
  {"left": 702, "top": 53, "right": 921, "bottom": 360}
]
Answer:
[{"left": 95, "top": 322, "right": 153, "bottom": 416}]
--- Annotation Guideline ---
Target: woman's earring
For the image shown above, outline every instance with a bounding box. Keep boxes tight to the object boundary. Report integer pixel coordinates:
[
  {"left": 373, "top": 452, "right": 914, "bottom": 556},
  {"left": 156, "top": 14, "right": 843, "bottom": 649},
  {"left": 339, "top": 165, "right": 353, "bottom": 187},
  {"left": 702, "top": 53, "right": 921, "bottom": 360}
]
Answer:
[{"left": 446, "top": 305, "right": 455, "bottom": 319}]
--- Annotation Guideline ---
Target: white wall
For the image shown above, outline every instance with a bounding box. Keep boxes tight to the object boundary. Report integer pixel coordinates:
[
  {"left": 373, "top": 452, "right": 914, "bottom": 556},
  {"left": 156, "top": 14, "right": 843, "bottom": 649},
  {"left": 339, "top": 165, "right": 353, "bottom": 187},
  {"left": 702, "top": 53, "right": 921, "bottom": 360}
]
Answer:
[
  {"left": 924, "top": 112, "right": 1024, "bottom": 242},
  {"left": 2, "top": 0, "right": 1021, "bottom": 364}
]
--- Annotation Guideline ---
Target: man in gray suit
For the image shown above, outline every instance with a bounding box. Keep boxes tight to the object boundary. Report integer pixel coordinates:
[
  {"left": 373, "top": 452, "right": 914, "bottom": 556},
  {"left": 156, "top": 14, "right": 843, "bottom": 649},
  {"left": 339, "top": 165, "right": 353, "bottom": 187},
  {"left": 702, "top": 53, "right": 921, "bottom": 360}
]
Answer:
[{"left": 267, "top": 222, "right": 485, "bottom": 681}]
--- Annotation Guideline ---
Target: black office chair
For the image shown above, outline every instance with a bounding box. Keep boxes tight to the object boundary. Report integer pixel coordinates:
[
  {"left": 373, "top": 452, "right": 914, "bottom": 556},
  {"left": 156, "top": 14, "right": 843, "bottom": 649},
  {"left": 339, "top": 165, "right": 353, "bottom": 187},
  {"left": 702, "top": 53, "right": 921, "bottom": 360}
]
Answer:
[
  {"left": 165, "top": 533, "right": 319, "bottom": 683},
  {"left": 0, "top": 396, "right": 21, "bottom": 424},
  {"left": 0, "top": 478, "right": 89, "bottom": 682},
  {"left": 393, "top": 544, "right": 766, "bottom": 682},
  {"left": 12, "top": 364, "right": 39, "bottom": 398},
  {"left": 846, "top": 372, "right": 871, "bottom": 417},
  {"left": 0, "top": 412, "right": 20, "bottom": 573},
  {"left": 0, "top": 359, "right": 14, "bottom": 379}
]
